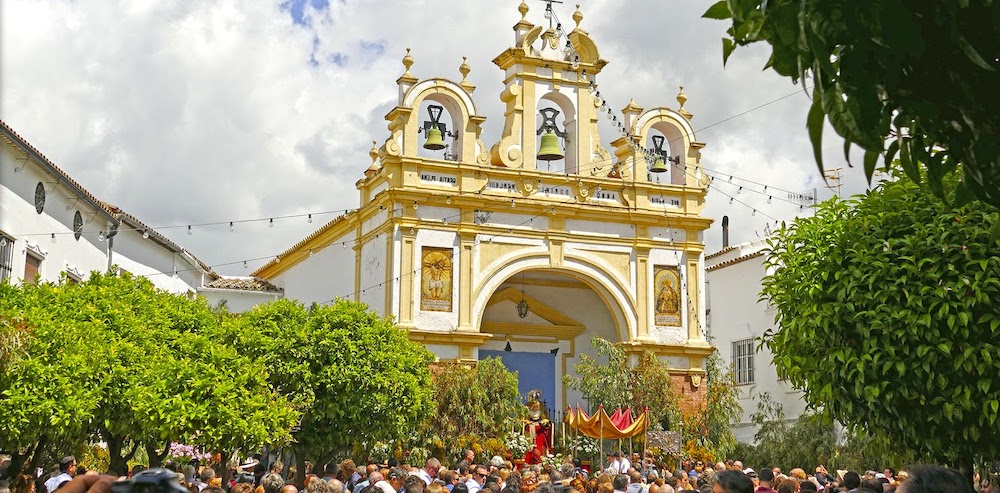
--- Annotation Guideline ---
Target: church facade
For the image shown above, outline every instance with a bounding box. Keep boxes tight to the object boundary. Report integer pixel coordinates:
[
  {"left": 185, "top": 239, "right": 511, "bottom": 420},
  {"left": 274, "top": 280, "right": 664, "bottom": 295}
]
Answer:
[{"left": 254, "top": 3, "right": 713, "bottom": 411}]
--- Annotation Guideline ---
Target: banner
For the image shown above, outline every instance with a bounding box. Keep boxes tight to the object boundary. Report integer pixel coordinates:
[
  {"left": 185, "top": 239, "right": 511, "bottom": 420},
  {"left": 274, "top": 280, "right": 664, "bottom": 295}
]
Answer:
[{"left": 564, "top": 405, "right": 649, "bottom": 439}]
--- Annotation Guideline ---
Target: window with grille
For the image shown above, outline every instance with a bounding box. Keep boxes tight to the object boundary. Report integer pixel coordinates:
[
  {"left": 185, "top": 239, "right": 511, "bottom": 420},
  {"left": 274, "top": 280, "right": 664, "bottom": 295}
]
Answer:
[
  {"left": 0, "top": 234, "right": 13, "bottom": 281},
  {"left": 731, "top": 338, "right": 755, "bottom": 385}
]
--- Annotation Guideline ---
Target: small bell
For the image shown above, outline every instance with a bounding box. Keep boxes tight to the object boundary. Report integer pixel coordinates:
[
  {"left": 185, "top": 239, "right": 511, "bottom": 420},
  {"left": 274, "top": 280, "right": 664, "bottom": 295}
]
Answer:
[
  {"left": 649, "top": 134, "right": 669, "bottom": 173},
  {"left": 536, "top": 107, "right": 566, "bottom": 161},
  {"left": 537, "top": 130, "right": 564, "bottom": 161},
  {"left": 422, "top": 104, "right": 448, "bottom": 150},
  {"left": 424, "top": 125, "right": 445, "bottom": 150}
]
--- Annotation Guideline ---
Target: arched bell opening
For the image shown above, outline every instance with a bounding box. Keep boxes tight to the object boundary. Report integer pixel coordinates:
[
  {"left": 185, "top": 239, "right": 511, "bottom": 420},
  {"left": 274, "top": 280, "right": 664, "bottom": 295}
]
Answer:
[
  {"left": 646, "top": 122, "right": 687, "bottom": 185},
  {"left": 477, "top": 268, "right": 625, "bottom": 411},
  {"left": 416, "top": 96, "right": 462, "bottom": 161},
  {"left": 537, "top": 92, "right": 578, "bottom": 173}
]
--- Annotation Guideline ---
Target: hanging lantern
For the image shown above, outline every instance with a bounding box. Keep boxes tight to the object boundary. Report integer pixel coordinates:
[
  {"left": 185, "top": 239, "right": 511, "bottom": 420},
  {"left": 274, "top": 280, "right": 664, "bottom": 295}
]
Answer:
[{"left": 536, "top": 107, "right": 567, "bottom": 161}]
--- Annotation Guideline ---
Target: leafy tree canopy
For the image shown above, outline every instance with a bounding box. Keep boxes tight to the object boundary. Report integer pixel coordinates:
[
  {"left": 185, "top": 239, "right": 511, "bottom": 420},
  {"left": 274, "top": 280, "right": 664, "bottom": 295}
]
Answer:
[
  {"left": 221, "top": 299, "right": 436, "bottom": 467},
  {"left": 704, "top": 0, "right": 1000, "bottom": 206},
  {"left": 760, "top": 174, "right": 1000, "bottom": 470},
  {"left": 0, "top": 272, "right": 299, "bottom": 477}
]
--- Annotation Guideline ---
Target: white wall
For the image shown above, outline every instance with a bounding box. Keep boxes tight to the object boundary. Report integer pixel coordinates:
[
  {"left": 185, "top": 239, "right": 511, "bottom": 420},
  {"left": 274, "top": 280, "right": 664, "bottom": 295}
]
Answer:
[
  {"left": 1, "top": 142, "right": 121, "bottom": 284},
  {"left": 706, "top": 242, "right": 807, "bottom": 443},
  {"left": 198, "top": 287, "right": 281, "bottom": 313},
  {"left": 273, "top": 230, "right": 357, "bottom": 307}
]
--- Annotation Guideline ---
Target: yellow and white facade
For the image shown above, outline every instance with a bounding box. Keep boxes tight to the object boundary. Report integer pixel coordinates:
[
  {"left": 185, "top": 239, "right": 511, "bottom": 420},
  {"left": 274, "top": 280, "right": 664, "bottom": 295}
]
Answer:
[{"left": 255, "top": 3, "right": 713, "bottom": 410}]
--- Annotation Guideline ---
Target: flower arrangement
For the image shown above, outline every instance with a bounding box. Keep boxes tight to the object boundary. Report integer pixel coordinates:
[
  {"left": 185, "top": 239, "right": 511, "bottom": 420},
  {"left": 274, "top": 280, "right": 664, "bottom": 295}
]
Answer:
[
  {"left": 505, "top": 432, "right": 532, "bottom": 458},
  {"left": 568, "top": 436, "right": 600, "bottom": 459},
  {"left": 369, "top": 441, "right": 391, "bottom": 465},
  {"left": 164, "top": 443, "right": 212, "bottom": 463},
  {"left": 540, "top": 453, "right": 566, "bottom": 469}
]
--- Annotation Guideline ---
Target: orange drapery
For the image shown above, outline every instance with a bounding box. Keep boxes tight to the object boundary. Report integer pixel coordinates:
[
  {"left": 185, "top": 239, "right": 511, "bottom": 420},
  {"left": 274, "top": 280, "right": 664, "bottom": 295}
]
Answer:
[{"left": 564, "top": 405, "right": 649, "bottom": 439}]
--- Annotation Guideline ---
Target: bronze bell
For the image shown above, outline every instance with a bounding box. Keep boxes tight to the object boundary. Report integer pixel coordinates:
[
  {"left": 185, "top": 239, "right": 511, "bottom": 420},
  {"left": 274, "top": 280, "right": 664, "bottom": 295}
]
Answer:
[
  {"left": 649, "top": 156, "right": 668, "bottom": 173},
  {"left": 423, "top": 125, "right": 446, "bottom": 150},
  {"left": 537, "top": 130, "right": 564, "bottom": 161}
]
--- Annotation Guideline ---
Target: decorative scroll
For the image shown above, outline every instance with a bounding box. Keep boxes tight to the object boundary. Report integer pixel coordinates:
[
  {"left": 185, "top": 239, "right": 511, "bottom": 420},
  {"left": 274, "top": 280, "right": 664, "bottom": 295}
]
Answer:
[
  {"left": 420, "top": 247, "right": 453, "bottom": 312},
  {"left": 653, "top": 265, "right": 681, "bottom": 326}
]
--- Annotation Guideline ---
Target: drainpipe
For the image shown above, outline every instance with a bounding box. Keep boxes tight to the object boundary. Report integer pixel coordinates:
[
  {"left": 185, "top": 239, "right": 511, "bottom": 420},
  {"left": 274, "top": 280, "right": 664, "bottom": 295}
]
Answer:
[
  {"left": 722, "top": 215, "right": 730, "bottom": 248},
  {"left": 106, "top": 222, "right": 120, "bottom": 272}
]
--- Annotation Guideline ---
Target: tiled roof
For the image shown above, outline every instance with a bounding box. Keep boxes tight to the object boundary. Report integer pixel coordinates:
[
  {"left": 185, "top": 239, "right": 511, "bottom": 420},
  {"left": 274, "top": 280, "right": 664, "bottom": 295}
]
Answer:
[
  {"left": 0, "top": 119, "right": 117, "bottom": 223},
  {"left": 205, "top": 276, "right": 282, "bottom": 292},
  {"left": 1, "top": 119, "right": 218, "bottom": 281},
  {"left": 251, "top": 210, "right": 356, "bottom": 277},
  {"left": 706, "top": 250, "right": 766, "bottom": 272}
]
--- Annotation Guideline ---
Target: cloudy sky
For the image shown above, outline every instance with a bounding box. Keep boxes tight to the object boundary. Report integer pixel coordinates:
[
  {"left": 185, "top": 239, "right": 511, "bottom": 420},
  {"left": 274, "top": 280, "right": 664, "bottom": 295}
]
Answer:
[{"left": 1, "top": 0, "right": 873, "bottom": 276}]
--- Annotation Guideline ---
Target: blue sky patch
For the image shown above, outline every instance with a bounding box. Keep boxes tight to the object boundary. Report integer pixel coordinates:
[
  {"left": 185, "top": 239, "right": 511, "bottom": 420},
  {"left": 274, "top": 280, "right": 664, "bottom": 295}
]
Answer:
[{"left": 281, "top": 0, "right": 330, "bottom": 26}]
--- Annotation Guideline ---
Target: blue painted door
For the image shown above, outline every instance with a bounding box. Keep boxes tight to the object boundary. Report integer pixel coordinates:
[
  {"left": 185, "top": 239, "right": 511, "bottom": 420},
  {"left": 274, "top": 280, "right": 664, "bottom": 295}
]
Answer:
[{"left": 480, "top": 350, "right": 556, "bottom": 405}]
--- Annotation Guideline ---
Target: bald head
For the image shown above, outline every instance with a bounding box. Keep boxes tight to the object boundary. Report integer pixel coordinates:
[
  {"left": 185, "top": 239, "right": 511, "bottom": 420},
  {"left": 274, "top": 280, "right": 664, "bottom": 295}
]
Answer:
[
  {"left": 282, "top": 486, "right": 299, "bottom": 493},
  {"left": 369, "top": 473, "right": 384, "bottom": 484},
  {"left": 367, "top": 465, "right": 380, "bottom": 476}
]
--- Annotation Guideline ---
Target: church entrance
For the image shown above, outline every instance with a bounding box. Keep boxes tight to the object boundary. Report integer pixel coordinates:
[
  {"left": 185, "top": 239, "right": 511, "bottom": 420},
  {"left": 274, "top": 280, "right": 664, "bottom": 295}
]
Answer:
[
  {"left": 479, "top": 350, "right": 556, "bottom": 406},
  {"left": 475, "top": 269, "right": 624, "bottom": 412}
]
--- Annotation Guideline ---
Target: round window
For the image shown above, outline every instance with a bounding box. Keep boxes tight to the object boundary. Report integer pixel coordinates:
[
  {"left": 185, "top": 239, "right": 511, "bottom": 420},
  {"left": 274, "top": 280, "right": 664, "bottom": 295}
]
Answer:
[
  {"left": 34, "top": 182, "right": 46, "bottom": 214},
  {"left": 73, "top": 211, "right": 83, "bottom": 240}
]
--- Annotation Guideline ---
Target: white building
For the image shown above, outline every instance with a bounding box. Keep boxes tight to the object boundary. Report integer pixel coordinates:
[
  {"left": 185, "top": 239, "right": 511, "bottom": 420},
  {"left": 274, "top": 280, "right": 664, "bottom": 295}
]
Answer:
[
  {"left": 0, "top": 119, "right": 281, "bottom": 308},
  {"left": 705, "top": 223, "right": 807, "bottom": 443}
]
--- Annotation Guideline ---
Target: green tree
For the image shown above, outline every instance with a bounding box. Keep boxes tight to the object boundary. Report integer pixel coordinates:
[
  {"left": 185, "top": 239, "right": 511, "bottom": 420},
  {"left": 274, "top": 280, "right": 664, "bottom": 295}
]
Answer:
[
  {"left": 0, "top": 272, "right": 299, "bottom": 477},
  {"left": 703, "top": 0, "right": 1000, "bottom": 206},
  {"left": 223, "top": 299, "right": 435, "bottom": 484},
  {"left": 0, "top": 281, "right": 107, "bottom": 479},
  {"left": 760, "top": 175, "right": 1000, "bottom": 477},
  {"left": 693, "top": 346, "right": 742, "bottom": 460},
  {"left": 422, "top": 358, "right": 524, "bottom": 443}
]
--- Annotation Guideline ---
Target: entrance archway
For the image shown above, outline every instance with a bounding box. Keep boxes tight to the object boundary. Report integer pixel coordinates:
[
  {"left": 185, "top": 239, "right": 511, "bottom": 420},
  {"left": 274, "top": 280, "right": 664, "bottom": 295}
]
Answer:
[{"left": 474, "top": 266, "right": 631, "bottom": 413}]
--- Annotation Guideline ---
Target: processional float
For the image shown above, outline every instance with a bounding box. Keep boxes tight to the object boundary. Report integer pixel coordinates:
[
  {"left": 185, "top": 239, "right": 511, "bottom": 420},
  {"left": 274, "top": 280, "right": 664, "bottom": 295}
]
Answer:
[{"left": 564, "top": 405, "right": 650, "bottom": 470}]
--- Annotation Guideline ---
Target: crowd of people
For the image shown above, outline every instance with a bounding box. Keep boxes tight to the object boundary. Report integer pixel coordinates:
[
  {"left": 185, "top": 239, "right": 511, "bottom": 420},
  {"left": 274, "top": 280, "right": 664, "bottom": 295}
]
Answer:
[{"left": 0, "top": 451, "right": 993, "bottom": 493}]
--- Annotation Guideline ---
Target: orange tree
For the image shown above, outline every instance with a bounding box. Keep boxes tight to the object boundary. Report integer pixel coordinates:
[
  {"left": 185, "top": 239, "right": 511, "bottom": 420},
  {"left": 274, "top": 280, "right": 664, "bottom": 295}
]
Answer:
[{"left": 761, "top": 173, "right": 1000, "bottom": 479}]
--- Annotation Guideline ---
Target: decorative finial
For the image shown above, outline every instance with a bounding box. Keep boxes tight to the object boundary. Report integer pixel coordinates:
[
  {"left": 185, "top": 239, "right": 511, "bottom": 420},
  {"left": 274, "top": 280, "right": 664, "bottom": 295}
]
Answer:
[
  {"left": 402, "top": 48, "right": 414, "bottom": 76},
  {"left": 366, "top": 140, "right": 380, "bottom": 177},
  {"left": 677, "top": 86, "right": 693, "bottom": 120},
  {"left": 572, "top": 4, "right": 583, "bottom": 27},
  {"left": 459, "top": 56, "right": 471, "bottom": 82},
  {"left": 518, "top": 1, "right": 529, "bottom": 19}
]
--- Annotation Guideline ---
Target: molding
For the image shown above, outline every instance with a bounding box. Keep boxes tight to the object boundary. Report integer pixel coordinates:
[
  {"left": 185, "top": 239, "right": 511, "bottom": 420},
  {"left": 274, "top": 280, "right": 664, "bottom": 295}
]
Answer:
[
  {"left": 501, "top": 277, "right": 589, "bottom": 290},
  {"left": 481, "top": 321, "right": 584, "bottom": 341},
  {"left": 485, "top": 287, "right": 582, "bottom": 327},
  {"left": 405, "top": 329, "right": 492, "bottom": 346},
  {"left": 621, "top": 340, "right": 715, "bottom": 359}
]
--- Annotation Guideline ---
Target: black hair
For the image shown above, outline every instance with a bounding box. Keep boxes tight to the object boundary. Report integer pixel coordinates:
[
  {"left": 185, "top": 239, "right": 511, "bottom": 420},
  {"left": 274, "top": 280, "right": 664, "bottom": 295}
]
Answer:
[
  {"left": 861, "top": 479, "right": 883, "bottom": 493},
  {"left": 452, "top": 483, "right": 469, "bottom": 493},
  {"left": 843, "top": 472, "right": 861, "bottom": 490},
  {"left": 900, "top": 466, "right": 970, "bottom": 493},
  {"left": 758, "top": 470, "right": 774, "bottom": 483},
  {"left": 800, "top": 481, "right": 818, "bottom": 493},
  {"left": 713, "top": 471, "right": 754, "bottom": 493}
]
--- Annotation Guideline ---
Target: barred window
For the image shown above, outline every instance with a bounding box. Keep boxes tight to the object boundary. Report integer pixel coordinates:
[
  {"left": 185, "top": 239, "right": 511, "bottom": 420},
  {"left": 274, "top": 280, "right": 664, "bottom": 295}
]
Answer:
[
  {"left": 731, "top": 338, "right": 755, "bottom": 385},
  {"left": 0, "top": 234, "right": 14, "bottom": 281}
]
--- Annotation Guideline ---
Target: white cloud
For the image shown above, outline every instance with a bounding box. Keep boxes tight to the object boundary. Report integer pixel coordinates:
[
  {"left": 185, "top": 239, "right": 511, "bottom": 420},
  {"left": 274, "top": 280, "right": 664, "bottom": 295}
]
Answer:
[{"left": 1, "top": 0, "right": 867, "bottom": 274}]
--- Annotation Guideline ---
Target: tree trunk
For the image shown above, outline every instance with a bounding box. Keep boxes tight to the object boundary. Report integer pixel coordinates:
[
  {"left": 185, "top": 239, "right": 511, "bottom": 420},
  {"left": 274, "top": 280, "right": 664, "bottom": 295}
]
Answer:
[
  {"left": 146, "top": 441, "right": 170, "bottom": 468},
  {"left": 295, "top": 446, "right": 307, "bottom": 490},
  {"left": 3, "top": 449, "right": 26, "bottom": 480},
  {"left": 957, "top": 453, "right": 974, "bottom": 490},
  {"left": 26, "top": 436, "right": 49, "bottom": 477}
]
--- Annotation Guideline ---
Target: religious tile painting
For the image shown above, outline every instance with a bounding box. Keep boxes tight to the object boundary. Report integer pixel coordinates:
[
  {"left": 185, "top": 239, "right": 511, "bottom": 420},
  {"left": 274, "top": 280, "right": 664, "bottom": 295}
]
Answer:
[
  {"left": 420, "top": 246, "right": 454, "bottom": 312},
  {"left": 653, "top": 265, "right": 681, "bottom": 326}
]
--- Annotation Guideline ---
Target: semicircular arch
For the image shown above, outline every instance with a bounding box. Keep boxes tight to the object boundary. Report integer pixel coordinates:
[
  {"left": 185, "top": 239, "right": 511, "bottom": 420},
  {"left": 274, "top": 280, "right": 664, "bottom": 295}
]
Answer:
[{"left": 473, "top": 251, "right": 637, "bottom": 343}]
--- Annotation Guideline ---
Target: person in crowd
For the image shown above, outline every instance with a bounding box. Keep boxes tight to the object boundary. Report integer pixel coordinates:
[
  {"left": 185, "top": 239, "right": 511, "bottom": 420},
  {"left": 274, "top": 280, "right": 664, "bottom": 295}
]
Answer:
[
  {"left": 309, "top": 479, "right": 335, "bottom": 493},
  {"left": 404, "top": 475, "right": 426, "bottom": 493},
  {"left": 843, "top": 472, "right": 862, "bottom": 493},
  {"left": 613, "top": 475, "right": 629, "bottom": 493},
  {"left": 776, "top": 478, "right": 799, "bottom": 493},
  {"left": 44, "top": 457, "right": 77, "bottom": 493},
  {"left": 466, "top": 466, "right": 490, "bottom": 493},
  {"left": 713, "top": 471, "right": 754, "bottom": 493},
  {"left": 262, "top": 475, "right": 286, "bottom": 493},
  {"left": 896, "top": 466, "right": 969, "bottom": 493},
  {"left": 417, "top": 460, "right": 441, "bottom": 486},
  {"left": 282, "top": 486, "right": 299, "bottom": 493},
  {"left": 757, "top": 469, "right": 777, "bottom": 493},
  {"left": 12, "top": 475, "right": 34, "bottom": 493},
  {"left": 861, "top": 478, "right": 883, "bottom": 493}
]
